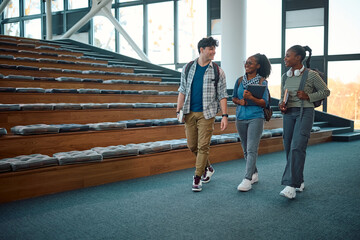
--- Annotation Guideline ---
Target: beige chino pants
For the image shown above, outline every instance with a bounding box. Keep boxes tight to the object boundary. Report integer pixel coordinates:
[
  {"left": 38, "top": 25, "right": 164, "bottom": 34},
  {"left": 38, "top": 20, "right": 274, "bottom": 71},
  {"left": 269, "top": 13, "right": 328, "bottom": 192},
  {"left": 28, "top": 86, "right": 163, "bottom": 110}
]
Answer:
[{"left": 185, "top": 111, "right": 215, "bottom": 177}]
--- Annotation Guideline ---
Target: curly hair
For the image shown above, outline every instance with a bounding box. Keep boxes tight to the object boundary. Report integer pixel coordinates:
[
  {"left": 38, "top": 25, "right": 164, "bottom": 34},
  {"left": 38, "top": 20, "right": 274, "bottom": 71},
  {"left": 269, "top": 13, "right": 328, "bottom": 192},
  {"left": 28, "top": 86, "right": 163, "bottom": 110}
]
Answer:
[
  {"left": 197, "top": 37, "right": 219, "bottom": 53},
  {"left": 252, "top": 53, "right": 272, "bottom": 79}
]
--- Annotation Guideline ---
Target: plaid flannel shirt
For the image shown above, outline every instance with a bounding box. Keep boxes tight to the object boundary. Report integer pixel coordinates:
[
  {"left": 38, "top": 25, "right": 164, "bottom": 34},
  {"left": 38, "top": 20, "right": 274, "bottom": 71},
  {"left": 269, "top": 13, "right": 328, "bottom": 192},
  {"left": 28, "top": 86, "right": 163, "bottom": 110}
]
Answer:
[{"left": 178, "top": 59, "right": 228, "bottom": 119}]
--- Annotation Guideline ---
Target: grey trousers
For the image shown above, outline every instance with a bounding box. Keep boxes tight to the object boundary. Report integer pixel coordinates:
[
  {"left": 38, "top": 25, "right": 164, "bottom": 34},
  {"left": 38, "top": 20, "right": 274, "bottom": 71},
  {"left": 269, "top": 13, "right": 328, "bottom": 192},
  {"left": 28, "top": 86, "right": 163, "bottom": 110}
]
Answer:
[
  {"left": 281, "top": 107, "right": 314, "bottom": 188},
  {"left": 236, "top": 118, "right": 264, "bottom": 180}
]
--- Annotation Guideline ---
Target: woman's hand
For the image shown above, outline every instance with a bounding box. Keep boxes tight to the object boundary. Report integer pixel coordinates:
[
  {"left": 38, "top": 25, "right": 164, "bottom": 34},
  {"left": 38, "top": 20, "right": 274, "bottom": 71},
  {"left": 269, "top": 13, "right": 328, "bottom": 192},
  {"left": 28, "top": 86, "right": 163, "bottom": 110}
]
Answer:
[
  {"left": 243, "top": 90, "right": 253, "bottom": 100},
  {"left": 232, "top": 97, "right": 247, "bottom": 106},
  {"left": 297, "top": 91, "right": 309, "bottom": 100},
  {"left": 279, "top": 101, "right": 287, "bottom": 114}
]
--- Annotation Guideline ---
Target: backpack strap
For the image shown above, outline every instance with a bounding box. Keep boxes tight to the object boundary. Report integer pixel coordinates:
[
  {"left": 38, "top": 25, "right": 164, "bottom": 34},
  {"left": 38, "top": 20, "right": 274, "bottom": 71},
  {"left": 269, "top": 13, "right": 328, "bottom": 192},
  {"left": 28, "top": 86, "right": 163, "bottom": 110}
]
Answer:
[
  {"left": 184, "top": 60, "right": 195, "bottom": 83},
  {"left": 212, "top": 62, "right": 220, "bottom": 99},
  {"left": 298, "top": 69, "right": 309, "bottom": 118}
]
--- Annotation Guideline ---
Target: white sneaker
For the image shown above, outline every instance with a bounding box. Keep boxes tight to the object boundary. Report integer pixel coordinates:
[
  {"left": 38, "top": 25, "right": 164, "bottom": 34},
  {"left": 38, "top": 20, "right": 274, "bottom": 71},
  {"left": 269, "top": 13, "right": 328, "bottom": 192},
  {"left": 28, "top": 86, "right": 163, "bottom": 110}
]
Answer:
[
  {"left": 251, "top": 172, "right": 258, "bottom": 184},
  {"left": 296, "top": 182, "right": 305, "bottom": 192},
  {"left": 237, "top": 179, "right": 252, "bottom": 192},
  {"left": 280, "top": 186, "right": 296, "bottom": 199}
]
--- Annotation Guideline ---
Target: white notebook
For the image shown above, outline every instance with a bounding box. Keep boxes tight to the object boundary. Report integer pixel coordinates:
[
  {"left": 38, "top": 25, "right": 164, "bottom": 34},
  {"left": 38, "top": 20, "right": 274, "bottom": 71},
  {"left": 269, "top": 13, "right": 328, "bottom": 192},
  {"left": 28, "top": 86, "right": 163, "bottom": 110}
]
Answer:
[{"left": 177, "top": 110, "right": 184, "bottom": 123}]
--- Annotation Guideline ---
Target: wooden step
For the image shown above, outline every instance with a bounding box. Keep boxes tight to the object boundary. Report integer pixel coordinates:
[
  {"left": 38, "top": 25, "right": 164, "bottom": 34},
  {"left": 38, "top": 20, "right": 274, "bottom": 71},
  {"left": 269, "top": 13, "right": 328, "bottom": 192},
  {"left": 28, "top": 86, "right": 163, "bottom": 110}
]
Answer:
[
  {"left": 0, "top": 68, "right": 162, "bottom": 82},
  {"left": 0, "top": 108, "right": 237, "bottom": 131},
  {"left": 0, "top": 118, "right": 283, "bottom": 159},
  {"left": 0, "top": 92, "right": 177, "bottom": 104},
  {"left": 0, "top": 130, "right": 333, "bottom": 203},
  {"left": 0, "top": 49, "right": 108, "bottom": 64},
  {"left": 0, "top": 79, "right": 179, "bottom": 91},
  {"left": 0, "top": 58, "right": 133, "bottom": 74}
]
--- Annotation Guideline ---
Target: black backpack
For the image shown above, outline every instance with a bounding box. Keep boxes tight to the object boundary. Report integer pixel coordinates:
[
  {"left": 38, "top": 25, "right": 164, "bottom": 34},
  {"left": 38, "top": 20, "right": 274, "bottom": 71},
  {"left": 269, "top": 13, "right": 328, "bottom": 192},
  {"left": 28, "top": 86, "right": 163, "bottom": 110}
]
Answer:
[{"left": 184, "top": 60, "right": 220, "bottom": 99}]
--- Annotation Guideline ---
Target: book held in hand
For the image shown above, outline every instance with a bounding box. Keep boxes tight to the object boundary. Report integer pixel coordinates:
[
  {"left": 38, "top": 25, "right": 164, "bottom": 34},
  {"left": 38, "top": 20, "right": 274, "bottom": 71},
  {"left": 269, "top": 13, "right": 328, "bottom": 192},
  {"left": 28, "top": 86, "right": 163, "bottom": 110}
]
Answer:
[
  {"left": 246, "top": 84, "right": 266, "bottom": 106},
  {"left": 177, "top": 110, "right": 184, "bottom": 123},
  {"left": 283, "top": 89, "right": 289, "bottom": 104}
]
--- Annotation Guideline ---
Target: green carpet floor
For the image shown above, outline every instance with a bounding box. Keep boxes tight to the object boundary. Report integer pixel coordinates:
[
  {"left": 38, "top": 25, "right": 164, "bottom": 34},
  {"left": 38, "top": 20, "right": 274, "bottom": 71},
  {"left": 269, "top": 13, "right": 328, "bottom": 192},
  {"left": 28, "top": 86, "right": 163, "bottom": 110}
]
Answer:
[{"left": 0, "top": 140, "right": 359, "bottom": 240}]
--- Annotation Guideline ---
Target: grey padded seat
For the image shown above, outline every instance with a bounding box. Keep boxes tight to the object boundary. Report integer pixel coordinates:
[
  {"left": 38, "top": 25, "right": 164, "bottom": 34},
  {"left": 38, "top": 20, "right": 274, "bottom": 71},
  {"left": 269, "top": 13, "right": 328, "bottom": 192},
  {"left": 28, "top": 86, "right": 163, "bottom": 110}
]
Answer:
[
  {"left": 52, "top": 124, "right": 90, "bottom": 133},
  {"left": 127, "top": 142, "right": 171, "bottom": 155},
  {"left": 15, "top": 57, "right": 37, "bottom": 62},
  {"left": 4, "top": 75, "right": 34, "bottom": 80},
  {"left": 133, "top": 103, "right": 156, "bottom": 108},
  {"left": 40, "top": 67, "right": 62, "bottom": 72},
  {"left": 108, "top": 103, "right": 133, "bottom": 109},
  {"left": 17, "top": 43, "right": 36, "bottom": 48},
  {"left": 270, "top": 128, "right": 283, "bottom": 137},
  {"left": 140, "top": 80, "right": 160, "bottom": 85},
  {"left": 120, "top": 119, "right": 153, "bottom": 128},
  {"left": 311, "top": 126, "right": 321, "bottom": 132},
  {"left": 0, "top": 160, "right": 12, "bottom": 173},
  {"left": 168, "top": 139, "right": 188, "bottom": 150},
  {"left": 16, "top": 65, "right": 39, "bottom": 71},
  {"left": 53, "top": 103, "right": 82, "bottom": 110},
  {"left": 2, "top": 154, "right": 58, "bottom": 171},
  {"left": 155, "top": 103, "right": 176, "bottom": 108},
  {"left": 11, "top": 124, "right": 60, "bottom": 135},
  {"left": 0, "top": 73, "right": 3, "bottom": 78},
  {"left": 56, "top": 77, "right": 82, "bottom": 82},
  {"left": 54, "top": 150, "right": 103, "bottom": 165},
  {"left": 16, "top": 87, "right": 45, "bottom": 93},
  {"left": 121, "top": 90, "right": 139, "bottom": 94},
  {"left": 88, "top": 122, "right": 126, "bottom": 131},
  {"left": 34, "top": 76, "right": 57, "bottom": 81},
  {"left": 0, "top": 55, "right": 14, "bottom": 60},
  {"left": 0, "top": 64, "right": 17, "bottom": 69},
  {"left": 62, "top": 69, "right": 82, "bottom": 74},
  {"left": 47, "top": 88, "right": 78, "bottom": 93},
  {"left": 0, "top": 87, "right": 16, "bottom": 92},
  {"left": 159, "top": 82, "right": 180, "bottom": 86},
  {"left": 0, "top": 128, "right": 8, "bottom": 136},
  {"left": 100, "top": 89, "right": 121, "bottom": 94},
  {"left": 39, "top": 58, "right": 57, "bottom": 63},
  {"left": 261, "top": 130, "right": 273, "bottom": 138},
  {"left": 20, "top": 103, "right": 54, "bottom": 111},
  {"left": 139, "top": 90, "right": 159, "bottom": 95},
  {"left": 103, "top": 79, "right": 130, "bottom": 84},
  {"left": 77, "top": 89, "right": 101, "bottom": 94},
  {"left": 57, "top": 60, "right": 75, "bottom": 64},
  {"left": 40, "top": 52, "right": 58, "bottom": 56},
  {"left": 92, "top": 145, "right": 139, "bottom": 159},
  {"left": 158, "top": 91, "right": 178, "bottom": 95},
  {"left": 82, "top": 78, "right": 103, "bottom": 83},
  {"left": 152, "top": 118, "right": 179, "bottom": 126},
  {"left": 81, "top": 103, "right": 109, "bottom": 109},
  {"left": 36, "top": 45, "right": 57, "bottom": 50},
  {"left": 0, "top": 104, "right": 21, "bottom": 111}
]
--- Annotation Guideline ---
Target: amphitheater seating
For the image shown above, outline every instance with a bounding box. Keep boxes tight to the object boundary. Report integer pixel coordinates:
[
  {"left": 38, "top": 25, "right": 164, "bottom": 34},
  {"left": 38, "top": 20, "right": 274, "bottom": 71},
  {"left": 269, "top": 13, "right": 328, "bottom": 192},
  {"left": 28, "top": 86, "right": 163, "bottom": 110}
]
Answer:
[{"left": 0, "top": 35, "right": 336, "bottom": 203}]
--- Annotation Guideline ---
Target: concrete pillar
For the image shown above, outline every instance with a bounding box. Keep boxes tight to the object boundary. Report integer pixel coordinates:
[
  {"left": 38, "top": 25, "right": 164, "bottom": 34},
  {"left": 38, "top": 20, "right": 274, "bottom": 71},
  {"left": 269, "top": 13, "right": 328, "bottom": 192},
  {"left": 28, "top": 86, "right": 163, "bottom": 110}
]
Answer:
[
  {"left": 46, "top": 0, "right": 52, "bottom": 40},
  {"left": 221, "top": 0, "right": 247, "bottom": 89}
]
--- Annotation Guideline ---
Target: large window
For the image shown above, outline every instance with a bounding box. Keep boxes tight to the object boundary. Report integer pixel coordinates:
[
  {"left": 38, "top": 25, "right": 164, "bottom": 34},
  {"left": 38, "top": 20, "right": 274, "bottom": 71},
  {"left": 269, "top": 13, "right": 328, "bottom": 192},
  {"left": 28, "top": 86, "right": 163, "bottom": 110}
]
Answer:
[
  {"left": 328, "top": 61, "right": 360, "bottom": 129},
  {"left": 25, "top": 18, "right": 42, "bottom": 39},
  {"left": 246, "top": 0, "right": 282, "bottom": 59},
  {"left": 93, "top": 15, "right": 116, "bottom": 52},
  {"left": 329, "top": 0, "right": 360, "bottom": 55},
  {"left": 24, "top": 0, "right": 41, "bottom": 16},
  {"left": 68, "top": 0, "right": 88, "bottom": 10},
  {"left": 285, "top": 26, "right": 324, "bottom": 56},
  {"left": 147, "top": 1, "right": 174, "bottom": 64},
  {"left": 4, "top": 0, "right": 19, "bottom": 18},
  {"left": 178, "top": 0, "right": 207, "bottom": 63},
  {"left": 4, "top": 22, "right": 20, "bottom": 36},
  {"left": 267, "top": 64, "right": 282, "bottom": 100},
  {"left": 119, "top": 5, "right": 143, "bottom": 59}
]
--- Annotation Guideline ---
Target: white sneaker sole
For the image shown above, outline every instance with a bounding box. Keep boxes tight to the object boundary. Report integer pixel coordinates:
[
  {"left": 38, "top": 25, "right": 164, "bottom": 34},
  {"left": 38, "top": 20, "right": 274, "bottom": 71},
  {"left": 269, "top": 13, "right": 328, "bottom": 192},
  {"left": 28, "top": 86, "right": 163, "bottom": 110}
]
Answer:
[{"left": 280, "top": 191, "right": 296, "bottom": 199}]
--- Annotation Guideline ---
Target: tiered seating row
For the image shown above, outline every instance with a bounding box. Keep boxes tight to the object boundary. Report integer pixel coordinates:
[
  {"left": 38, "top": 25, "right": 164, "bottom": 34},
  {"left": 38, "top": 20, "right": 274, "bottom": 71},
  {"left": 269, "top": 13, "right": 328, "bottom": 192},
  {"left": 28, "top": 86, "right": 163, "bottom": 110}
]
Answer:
[
  {"left": 0, "top": 127, "right": 322, "bottom": 173},
  {"left": 0, "top": 116, "right": 283, "bottom": 159}
]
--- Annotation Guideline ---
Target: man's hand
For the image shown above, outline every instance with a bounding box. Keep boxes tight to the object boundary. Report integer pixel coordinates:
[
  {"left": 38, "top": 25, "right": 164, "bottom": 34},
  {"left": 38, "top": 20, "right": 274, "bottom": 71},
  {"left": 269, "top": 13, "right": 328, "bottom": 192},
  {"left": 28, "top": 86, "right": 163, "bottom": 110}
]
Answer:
[{"left": 220, "top": 117, "right": 228, "bottom": 131}]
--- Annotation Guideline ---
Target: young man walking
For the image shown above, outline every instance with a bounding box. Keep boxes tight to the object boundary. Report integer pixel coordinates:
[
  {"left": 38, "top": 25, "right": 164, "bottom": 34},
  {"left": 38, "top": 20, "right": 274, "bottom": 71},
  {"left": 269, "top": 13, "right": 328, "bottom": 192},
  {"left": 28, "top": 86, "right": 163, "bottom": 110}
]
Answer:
[{"left": 176, "top": 37, "right": 228, "bottom": 192}]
